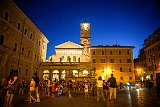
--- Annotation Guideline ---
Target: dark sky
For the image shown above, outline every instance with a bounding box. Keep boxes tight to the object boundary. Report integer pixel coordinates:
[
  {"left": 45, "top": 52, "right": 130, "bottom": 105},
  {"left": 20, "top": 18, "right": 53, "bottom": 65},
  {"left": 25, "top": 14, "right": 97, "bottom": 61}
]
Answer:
[{"left": 14, "top": 0, "right": 160, "bottom": 59}]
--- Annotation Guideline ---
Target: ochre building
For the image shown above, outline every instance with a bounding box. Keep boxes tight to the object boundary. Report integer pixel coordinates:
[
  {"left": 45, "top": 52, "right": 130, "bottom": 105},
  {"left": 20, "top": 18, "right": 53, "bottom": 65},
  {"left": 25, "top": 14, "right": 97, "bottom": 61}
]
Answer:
[{"left": 0, "top": 0, "right": 49, "bottom": 81}]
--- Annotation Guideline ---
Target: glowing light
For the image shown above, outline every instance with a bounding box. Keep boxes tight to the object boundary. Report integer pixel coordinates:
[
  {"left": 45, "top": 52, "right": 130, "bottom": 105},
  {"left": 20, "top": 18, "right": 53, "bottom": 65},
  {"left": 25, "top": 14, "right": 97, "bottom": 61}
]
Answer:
[
  {"left": 83, "top": 23, "right": 89, "bottom": 30},
  {"left": 107, "top": 67, "right": 111, "bottom": 74}
]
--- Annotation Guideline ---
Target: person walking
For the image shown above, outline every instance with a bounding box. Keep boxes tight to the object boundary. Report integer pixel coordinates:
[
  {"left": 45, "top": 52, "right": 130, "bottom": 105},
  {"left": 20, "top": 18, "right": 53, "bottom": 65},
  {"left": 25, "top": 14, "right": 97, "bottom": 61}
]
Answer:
[
  {"left": 33, "top": 72, "right": 40, "bottom": 102},
  {"left": 107, "top": 74, "right": 117, "bottom": 102},
  {"left": 96, "top": 76, "right": 105, "bottom": 101},
  {"left": 29, "top": 77, "right": 36, "bottom": 103}
]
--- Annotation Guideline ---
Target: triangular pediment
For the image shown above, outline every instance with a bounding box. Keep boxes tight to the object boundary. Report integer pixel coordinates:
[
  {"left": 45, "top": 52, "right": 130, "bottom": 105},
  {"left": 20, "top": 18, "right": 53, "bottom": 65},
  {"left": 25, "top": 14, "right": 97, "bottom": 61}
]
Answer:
[{"left": 55, "top": 41, "right": 83, "bottom": 49}]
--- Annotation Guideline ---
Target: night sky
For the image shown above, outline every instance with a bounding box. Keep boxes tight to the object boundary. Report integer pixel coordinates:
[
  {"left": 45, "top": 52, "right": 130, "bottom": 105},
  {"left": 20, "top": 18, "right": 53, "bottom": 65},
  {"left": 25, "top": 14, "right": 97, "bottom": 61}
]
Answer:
[{"left": 14, "top": 0, "right": 160, "bottom": 59}]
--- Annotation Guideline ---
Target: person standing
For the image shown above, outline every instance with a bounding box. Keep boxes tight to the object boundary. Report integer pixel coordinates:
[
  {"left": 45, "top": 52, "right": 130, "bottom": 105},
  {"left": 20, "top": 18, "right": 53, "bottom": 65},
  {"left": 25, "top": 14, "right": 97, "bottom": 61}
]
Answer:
[
  {"left": 84, "top": 82, "right": 89, "bottom": 98},
  {"left": 103, "top": 82, "right": 109, "bottom": 98},
  {"left": 29, "top": 77, "right": 36, "bottom": 103},
  {"left": 6, "top": 70, "right": 18, "bottom": 107},
  {"left": 96, "top": 76, "right": 105, "bottom": 101},
  {"left": 46, "top": 77, "right": 51, "bottom": 96},
  {"left": 107, "top": 74, "right": 117, "bottom": 102},
  {"left": 33, "top": 72, "right": 40, "bottom": 102}
]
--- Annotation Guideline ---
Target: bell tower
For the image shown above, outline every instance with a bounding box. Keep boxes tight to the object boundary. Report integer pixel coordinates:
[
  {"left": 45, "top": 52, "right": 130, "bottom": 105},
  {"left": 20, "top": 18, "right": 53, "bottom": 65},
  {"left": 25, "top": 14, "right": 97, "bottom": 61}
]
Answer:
[{"left": 80, "top": 20, "right": 91, "bottom": 56}]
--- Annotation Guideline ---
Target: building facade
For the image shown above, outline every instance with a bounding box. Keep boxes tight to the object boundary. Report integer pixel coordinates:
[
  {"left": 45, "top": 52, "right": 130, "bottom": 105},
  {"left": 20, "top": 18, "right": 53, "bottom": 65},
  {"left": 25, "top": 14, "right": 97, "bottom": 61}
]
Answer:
[
  {"left": 40, "top": 21, "right": 94, "bottom": 82},
  {"left": 0, "top": 0, "right": 49, "bottom": 81},
  {"left": 90, "top": 46, "right": 135, "bottom": 83},
  {"left": 144, "top": 28, "right": 160, "bottom": 85},
  {"left": 134, "top": 27, "right": 160, "bottom": 85},
  {"left": 134, "top": 48, "right": 147, "bottom": 81},
  {"left": 40, "top": 21, "right": 135, "bottom": 84}
]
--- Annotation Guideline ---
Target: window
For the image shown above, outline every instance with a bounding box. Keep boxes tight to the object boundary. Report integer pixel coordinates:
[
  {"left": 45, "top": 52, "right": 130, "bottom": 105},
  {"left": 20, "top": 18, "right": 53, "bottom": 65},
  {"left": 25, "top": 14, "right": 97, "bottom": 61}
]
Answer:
[
  {"left": 35, "top": 54, "right": 36, "bottom": 60},
  {"left": 43, "top": 45, "right": 45, "bottom": 49},
  {"left": 0, "top": 35, "right": 4, "bottom": 45},
  {"left": 39, "top": 41, "right": 40, "bottom": 46},
  {"left": 148, "top": 66, "right": 152, "bottom": 71},
  {"left": 21, "top": 47, "right": 24, "bottom": 55},
  {"left": 119, "top": 59, "right": 122, "bottom": 63},
  {"left": 67, "top": 56, "right": 71, "bottom": 62},
  {"left": 153, "top": 56, "right": 155, "bottom": 61},
  {"left": 119, "top": 50, "right": 121, "bottom": 55},
  {"left": 101, "top": 59, "right": 105, "bottom": 63},
  {"left": 155, "top": 64, "right": 157, "bottom": 70},
  {"left": 110, "top": 59, "right": 114, "bottom": 63},
  {"left": 120, "top": 77, "right": 123, "bottom": 80},
  {"left": 129, "top": 77, "right": 132, "bottom": 80},
  {"left": 93, "top": 50, "right": 96, "bottom": 55},
  {"left": 28, "top": 50, "right": 30, "bottom": 57},
  {"left": 14, "top": 43, "right": 17, "bottom": 51},
  {"left": 129, "top": 68, "right": 131, "bottom": 72},
  {"left": 30, "top": 33, "right": 32, "bottom": 39},
  {"left": 73, "top": 56, "right": 76, "bottom": 62},
  {"left": 18, "top": 67, "right": 21, "bottom": 75},
  {"left": 37, "top": 39, "right": 38, "bottom": 44},
  {"left": 17, "top": 22, "right": 21, "bottom": 30},
  {"left": 25, "top": 69, "right": 28, "bottom": 76},
  {"left": 110, "top": 50, "right": 113, "bottom": 55},
  {"left": 4, "top": 11, "right": 9, "bottom": 21},
  {"left": 92, "top": 59, "right": 96, "bottom": 63},
  {"left": 102, "top": 50, "right": 105, "bottom": 55},
  {"left": 37, "top": 55, "right": 39, "bottom": 61},
  {"left": 24, "top": 28, "right": 27, "bottom": 35},
  {"left": 127, "top": 50, "right": 130, "bottom": 55},
  {"left": 148, "top": 58, "right": 151, "bottom": 62},
  {"left": 127, "top": 59, "right": 131, "bottom": 63},
  {"left": 120, "top": 67, "right": 123, "bottom": 72}
]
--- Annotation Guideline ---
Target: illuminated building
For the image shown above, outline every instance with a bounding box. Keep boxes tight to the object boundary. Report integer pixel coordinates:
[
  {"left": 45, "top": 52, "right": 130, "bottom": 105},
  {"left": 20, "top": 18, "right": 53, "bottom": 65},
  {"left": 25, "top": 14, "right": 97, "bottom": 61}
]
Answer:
[
  {"left": 144, "top": 28, "right": 160, "bottom": 85},
  {"left": 41, "top": 20, "right": 135, "bottom": 84},
  {"left": 0, "top": 0, "right": 49, "bottom": 81},
  {"left": 40, "top": 21, "right": 95, "bottom": 82},
  {"left": 90, "top": 45, "right": 135, "bottom": 83},
  {"left": 134, "top": 27, "right": 160, "bottom": 85}
]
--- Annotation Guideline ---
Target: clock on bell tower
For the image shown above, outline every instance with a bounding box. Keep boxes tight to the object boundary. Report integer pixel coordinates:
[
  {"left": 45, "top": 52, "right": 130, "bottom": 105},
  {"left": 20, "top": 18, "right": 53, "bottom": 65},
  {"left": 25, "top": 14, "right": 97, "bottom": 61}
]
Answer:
[
  {"left": 80, "top": 20, "right": 91, "bottom": 57},
  {"left": 80, "top": 20, "right": 91, "bottom": 46}
]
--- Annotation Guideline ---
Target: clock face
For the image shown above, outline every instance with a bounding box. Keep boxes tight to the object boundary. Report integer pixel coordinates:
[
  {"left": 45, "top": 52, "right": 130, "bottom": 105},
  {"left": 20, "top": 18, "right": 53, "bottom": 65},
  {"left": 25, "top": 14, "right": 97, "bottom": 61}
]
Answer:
[
  {"left": 81, "top": 22, "right": 90, "bottom": 31},
  {"left": 82, "top": 38, "right": 89, "bottom": 45},
  {"left": 83, "top": 23, "right": 89, "bottom": 30}
]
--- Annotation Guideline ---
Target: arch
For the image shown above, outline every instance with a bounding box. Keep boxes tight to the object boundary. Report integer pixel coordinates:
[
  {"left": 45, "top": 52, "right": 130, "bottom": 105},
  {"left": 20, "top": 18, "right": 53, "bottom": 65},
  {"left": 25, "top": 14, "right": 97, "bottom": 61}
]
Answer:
[
  {"left": 73, "top": 56, "right": 76, "bottom": 62},
  {"left": 72, "top": 70, "right": 78, "bottom": 77},
  {"left": 52, "top": 70, "right": 59, "bottom": 82},
  {"left": 61, "top": 70, "right": 66, "bottom": 80},
  {"left": 82, "top": 70, "right": 88, "bottom": 76},
  {"left": 43, "top": 70, "right": 49, "bottom": 73},
  {"left": 43, "top": 70, "right": 50, "bottom": 80},
  {"left": 52, "top": 70, "right": 59, "bottom": 73}
]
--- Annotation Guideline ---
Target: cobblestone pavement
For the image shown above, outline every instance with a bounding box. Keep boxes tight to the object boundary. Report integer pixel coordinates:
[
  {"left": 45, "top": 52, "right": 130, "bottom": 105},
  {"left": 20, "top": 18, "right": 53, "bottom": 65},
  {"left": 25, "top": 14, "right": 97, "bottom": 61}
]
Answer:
[{"left": 10, "top": 88, "right": 160, "bottom": 107}]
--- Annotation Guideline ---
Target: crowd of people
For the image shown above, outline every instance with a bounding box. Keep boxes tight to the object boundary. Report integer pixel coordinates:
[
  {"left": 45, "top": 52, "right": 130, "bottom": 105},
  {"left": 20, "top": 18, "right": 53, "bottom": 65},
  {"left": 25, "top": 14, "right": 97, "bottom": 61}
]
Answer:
[{"left": 0, "top": 70, "right": 120, "bottom": 107}]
